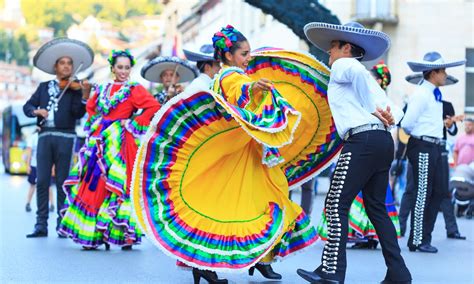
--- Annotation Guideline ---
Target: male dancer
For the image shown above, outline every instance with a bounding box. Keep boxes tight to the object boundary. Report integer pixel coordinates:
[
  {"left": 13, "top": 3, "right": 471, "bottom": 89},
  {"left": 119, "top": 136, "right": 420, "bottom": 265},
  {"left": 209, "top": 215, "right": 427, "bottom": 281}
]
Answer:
[
  {"left": 297, "top": 22, "right": 411, "bottom": 283},
  {"left": 401, "top": 52, "right": 466, "bottom": 253}
]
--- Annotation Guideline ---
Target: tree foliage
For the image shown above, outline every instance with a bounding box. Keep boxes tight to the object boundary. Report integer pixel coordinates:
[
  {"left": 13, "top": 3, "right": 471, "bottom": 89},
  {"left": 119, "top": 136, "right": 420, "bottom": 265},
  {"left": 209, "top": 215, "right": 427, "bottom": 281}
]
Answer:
[
  {"left": 20, "top": 0, "right": 161, "bottom": 36},
  {"left": 0, "top": 30, "right": 30, "bottom": 65}
]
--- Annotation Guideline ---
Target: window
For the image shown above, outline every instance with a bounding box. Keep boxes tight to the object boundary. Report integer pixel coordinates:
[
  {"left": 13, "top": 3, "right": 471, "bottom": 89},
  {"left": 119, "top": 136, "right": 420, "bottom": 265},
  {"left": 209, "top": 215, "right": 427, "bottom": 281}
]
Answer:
[
  {"left": 465, "top": 48, "right": 474, "bottom": 114},
  {"left": 352, "top": 0, "right": 398, "bottom": 25}
]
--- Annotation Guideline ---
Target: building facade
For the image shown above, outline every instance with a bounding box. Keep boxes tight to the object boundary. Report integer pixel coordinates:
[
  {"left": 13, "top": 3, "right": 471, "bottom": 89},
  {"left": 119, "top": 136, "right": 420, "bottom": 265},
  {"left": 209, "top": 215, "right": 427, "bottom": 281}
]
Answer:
[{"left": 321, "top": 0, "right": 474, "bottom": 115}]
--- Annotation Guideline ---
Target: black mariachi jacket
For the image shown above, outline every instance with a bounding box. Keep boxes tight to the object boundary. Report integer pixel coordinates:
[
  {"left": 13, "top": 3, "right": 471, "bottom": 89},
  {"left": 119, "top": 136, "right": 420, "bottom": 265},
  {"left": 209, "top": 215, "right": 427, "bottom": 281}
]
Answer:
[{"left": 23, "top": 80, "right": 86, "bottom": 132}]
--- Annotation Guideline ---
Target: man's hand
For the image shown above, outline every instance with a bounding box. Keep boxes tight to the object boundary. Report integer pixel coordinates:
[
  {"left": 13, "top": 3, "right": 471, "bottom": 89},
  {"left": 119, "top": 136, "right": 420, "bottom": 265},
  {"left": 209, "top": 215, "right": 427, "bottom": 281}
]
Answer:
[
  {"left": 444, "top": 115, "right": 454, "bottom": 129},
  {"left": 34, "top": 109, "right": 49, "bottom": 118},
  {"left": 373, "top": 106, "right": 395, "bottom": 127},
  {"left": 168, "top": 84, "right": 184, "bottom": 99},
  {"left": 81, "top": 79, "right": 92, "bottom": 100}
]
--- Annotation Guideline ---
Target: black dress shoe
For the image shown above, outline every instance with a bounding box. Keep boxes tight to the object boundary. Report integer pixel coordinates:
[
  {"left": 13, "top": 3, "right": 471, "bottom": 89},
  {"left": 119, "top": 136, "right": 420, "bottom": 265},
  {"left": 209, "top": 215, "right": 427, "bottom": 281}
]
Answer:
[
  {"left": 26, "top": 230, "right": 48, "bottom": 238},
  {"left": 191, "top": 268, "right": 228, "bottom": 284},
  {"left": 381, "top": 280, "right": 412, "bottom": 284},
  {"left": 249, "top": 263, "right": 282, "bottom": 279},
  {"left": 447, "top": 232, "right": 466, "bottom": 240},
  {"left": 351, "top": 239, "right": 378, "bottom": 249},
  {"left": 408, "top": 244, "right": 438, "bottom": 253},
  {"left": 121, "top": 245, "right": 132, "bottom": 250},
  {"left": 296, "top": 269, "right": 342, "bottom": 283}
]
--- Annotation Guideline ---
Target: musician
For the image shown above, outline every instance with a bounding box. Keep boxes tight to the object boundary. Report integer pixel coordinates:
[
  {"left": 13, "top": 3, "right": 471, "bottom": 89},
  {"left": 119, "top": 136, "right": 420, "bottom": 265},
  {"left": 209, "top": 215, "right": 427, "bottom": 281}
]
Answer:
[
  {"left": 23, "top": 38, "right": 94, "bottom": 238},
  {"left": 140, "top": 56, "right": 198, "bottom": 104}
]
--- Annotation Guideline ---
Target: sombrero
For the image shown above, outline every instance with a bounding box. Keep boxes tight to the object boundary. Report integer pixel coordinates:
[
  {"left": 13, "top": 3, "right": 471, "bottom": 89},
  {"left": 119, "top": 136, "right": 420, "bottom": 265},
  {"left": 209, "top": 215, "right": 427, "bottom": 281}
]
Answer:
[
  {"left": 141, "top": 56, "right": 198, "bottom": 83},
  {"left": 407, "top": 52, "right": 466, "bottom": 72},
  {"left": 33, "top": 37, "right": 94, "bottom": 75},
  {"left": 405, "top": 73, "right": 459, "bottom": 86},
  {"left": 183, "top": 44, "right": 216, "bottom": 62},
  {"left": 304, "top": 22, "right": 390, "bottom": 61}
]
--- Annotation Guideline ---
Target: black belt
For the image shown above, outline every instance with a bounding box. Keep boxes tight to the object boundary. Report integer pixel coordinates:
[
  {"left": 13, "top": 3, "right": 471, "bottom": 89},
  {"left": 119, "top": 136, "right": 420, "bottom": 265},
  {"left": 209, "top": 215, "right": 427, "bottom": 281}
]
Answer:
[
  {"left": 344, "top": 123, "right": 388, "bottom": 141},
  {"left": 411, "top": 135, "right": 446, "bottom": 146}
]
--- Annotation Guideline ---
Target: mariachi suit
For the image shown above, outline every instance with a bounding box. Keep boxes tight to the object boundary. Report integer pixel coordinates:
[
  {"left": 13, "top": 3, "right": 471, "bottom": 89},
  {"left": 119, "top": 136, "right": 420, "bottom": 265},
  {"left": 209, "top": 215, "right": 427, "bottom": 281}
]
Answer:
[
  {"left": 399, "top": 100, "right": 460, "bottom": 236},
  {"left": 23, "top": 80, "right": 86, "bottom": 233},
  {"left": 401, "top": 80, "right": 446, "bottom": 249},
  {"left": 312, "top": 58, "right": 411, "bottom": 282}
]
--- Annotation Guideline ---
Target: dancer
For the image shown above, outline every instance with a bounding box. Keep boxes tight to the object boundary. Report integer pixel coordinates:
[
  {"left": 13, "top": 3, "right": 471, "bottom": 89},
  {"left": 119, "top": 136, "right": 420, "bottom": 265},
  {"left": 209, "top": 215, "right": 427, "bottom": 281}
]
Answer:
[
  {"left": 58, "top": 50, "right": 161, "bottom": 250},
  {"left": 131, "top": 26, "right": 341, "bottom": 283},
  {"left": 297, "top": 22, "right": 411, "bottom": 283},
  {"left": 401, "top": 52, "right": 466, "bottom": 253},
  {"left": 182, "top": 44, "right": 221, "bottom": 93},
  {"left": 317, "top": 62, "right": 401, "bottom": 250}
]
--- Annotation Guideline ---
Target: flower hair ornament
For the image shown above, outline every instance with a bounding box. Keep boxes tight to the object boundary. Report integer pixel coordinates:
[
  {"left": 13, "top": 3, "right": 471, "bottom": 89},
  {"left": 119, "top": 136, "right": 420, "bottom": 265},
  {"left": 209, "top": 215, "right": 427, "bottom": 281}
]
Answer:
[
  {"left": 108, "top": 49, "right": 136, "bottom": 67},
  {"left": 372, "top": 60, "right": 391, "bottom": 90},
  {"left": 212, "top": 25, "right": 242, "bottom": 61}
]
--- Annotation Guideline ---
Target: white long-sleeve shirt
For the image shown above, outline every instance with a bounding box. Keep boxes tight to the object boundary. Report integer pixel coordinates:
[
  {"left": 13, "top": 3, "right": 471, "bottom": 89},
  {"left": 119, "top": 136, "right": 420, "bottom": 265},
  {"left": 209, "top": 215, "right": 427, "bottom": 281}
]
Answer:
[
  {"left": 401, "top": 80, "right": 443, "bottom": 138},
  {"left": 328, "top": 57, "right": 404, "bottom": 138},
  {"left": 182, "top": 73, "right": 212, "bottom": 95}
]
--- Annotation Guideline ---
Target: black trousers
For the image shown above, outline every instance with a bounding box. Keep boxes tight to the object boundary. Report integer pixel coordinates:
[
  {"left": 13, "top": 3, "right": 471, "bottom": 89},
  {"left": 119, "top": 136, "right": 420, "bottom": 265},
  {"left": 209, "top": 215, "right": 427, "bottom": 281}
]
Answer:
[
  {"left": 35, "top": 132, "right": 75, "bottom": 232},
  {"left": 399, "top": 152, "right": 459, "bottom": 236},
  {"left": 405, "top": 138, "right": 446, "bottom": 247},
  {"left": 301, "top": 179, "right": 314, "bottom": 215},
  {"left": 315, "top": 130, "right": 411, "bottom": 282}
]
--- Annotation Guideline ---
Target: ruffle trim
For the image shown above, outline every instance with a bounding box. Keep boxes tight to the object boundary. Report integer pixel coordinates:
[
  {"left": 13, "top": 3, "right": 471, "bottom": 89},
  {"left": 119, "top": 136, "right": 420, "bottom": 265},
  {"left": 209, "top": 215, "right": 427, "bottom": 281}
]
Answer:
[
  {"left": 124, "top": 119, "right": 149, "bottom": 139},
  {"left": 60, "top": 187, "right": 141, "bottom": 247}
]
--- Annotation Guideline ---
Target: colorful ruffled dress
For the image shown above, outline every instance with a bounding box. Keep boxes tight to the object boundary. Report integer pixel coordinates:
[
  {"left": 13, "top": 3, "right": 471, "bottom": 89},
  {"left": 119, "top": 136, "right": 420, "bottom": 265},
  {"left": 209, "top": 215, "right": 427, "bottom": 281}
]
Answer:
[
  {"left": 131, "top": 50, "right": 342, "bottom": 272},
  {"left": 317, "top": 185, "right": 401, "bottom": 241},
  {"left": 58, "top": 81, "right": 161, "bottom": 248}
]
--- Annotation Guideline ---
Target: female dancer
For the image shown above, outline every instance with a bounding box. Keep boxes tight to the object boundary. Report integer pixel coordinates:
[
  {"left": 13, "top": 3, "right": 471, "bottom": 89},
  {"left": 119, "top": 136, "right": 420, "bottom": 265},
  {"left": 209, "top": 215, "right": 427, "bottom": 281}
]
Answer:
[
  {"left": 131, "top": 26, "right": 340, "bottom": 283},
  {"left": 58, "top": 50, "right": 161, "bottom": 250}
]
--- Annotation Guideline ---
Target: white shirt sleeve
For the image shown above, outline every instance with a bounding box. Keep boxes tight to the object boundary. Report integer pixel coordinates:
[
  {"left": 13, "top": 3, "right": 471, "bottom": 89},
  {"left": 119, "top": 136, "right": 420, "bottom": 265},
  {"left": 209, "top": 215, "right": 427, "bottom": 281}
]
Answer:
[
  {"left": 331, "top": 58, "right": 377, "bottom": 113},
  {"left": 401, "top": 91, "right": 427, "bottom": 134}
]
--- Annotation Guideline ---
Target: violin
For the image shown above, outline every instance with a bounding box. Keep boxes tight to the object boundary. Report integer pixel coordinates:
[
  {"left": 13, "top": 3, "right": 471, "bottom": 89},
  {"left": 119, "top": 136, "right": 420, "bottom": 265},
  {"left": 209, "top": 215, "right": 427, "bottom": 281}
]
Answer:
[{"left": 58, "top": 78, "right": 85, "bottom": 91}]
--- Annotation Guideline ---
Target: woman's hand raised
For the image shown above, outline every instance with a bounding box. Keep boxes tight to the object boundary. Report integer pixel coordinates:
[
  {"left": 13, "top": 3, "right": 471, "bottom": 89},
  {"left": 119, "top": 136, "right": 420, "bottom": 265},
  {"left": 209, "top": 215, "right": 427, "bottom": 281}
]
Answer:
[{"left": 252, "top": 78, "right": 272, "bottom": 93}]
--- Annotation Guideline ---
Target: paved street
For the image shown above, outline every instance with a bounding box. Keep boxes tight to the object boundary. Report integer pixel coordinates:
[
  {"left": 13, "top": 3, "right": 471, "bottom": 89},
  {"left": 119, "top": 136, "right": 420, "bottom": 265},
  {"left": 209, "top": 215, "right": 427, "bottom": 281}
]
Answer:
[{"left": 1, "top": 172, "right": 473, "bottom": 283}]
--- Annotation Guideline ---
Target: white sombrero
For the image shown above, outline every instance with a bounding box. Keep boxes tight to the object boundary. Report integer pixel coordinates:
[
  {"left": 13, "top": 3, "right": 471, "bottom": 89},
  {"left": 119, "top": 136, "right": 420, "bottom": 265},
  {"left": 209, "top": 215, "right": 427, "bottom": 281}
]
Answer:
[
  {"left": 405, "top": 73, "right": 459, "bottom": 86},
  {"left": 304, "top": 22, "right": 390, "bottom": 61},
  {"left": 141, "top": 56, "right": 198, "bottom": 83},
  {"left": 407, "top": 52, "right": 466, "bottom": 72},
  {"left": 183, "top": 44, "right": 216, "bottom": 62},
  {"left": 33, "top": 38, "right": 94, "bottom": 75}
]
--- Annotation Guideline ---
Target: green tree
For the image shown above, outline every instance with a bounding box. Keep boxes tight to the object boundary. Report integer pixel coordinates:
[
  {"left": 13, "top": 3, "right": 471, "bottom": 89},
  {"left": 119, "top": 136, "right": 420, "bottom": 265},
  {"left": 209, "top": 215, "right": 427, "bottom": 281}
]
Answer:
[
  {"left": 15, "top": 34, "right": 30, "bottom": 65},
  {"left": 20, "top": 0, "right": 162, "bottom": 34},
  {"left": 0, "top": 30, "right": 30, "bottom": 65},
  {"left": 0, "top": 30, "right": 9, "bottom": 61}
]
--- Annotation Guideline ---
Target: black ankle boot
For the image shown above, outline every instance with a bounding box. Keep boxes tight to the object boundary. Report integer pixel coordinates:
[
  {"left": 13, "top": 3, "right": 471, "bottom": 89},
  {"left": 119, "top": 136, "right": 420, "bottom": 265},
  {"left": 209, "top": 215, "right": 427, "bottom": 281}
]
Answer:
[
  {"left": 351, "top": 239, "right": 378, "bottom": 249},
  {"left": 192, "top": 268, "right": 228, "bottom": 284},
  {"left": 248, "top": 263, "right": 282, "bottom": 280}
]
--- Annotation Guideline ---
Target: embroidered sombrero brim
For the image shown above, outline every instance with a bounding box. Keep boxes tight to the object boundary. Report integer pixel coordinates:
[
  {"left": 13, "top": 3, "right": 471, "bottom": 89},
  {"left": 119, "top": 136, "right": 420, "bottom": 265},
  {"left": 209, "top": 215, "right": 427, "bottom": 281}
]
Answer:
[
  {"left": 407, "top": 59, "right": 466, "bottom": 72},
  {"left": 183, "top": 49, "right": 215, "bottom": 62},
  {"left": 405, "top": 73, "right": 458, "bottom": 86},
  {"left": 304, "top": 22, "right": 390, "bottom": 61},
  {"left": 141, "top": 56, "right": 198, "bottom": 83},
  {"left": 33, "top": 38, "right": 94, "bottom": 75}
]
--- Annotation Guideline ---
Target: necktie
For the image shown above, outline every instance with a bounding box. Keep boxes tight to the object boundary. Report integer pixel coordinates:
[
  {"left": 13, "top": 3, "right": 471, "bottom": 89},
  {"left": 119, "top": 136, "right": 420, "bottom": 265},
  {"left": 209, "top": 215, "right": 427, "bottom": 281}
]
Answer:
[{"left": 433, "top": 87, "right": 442, "bottom": 102}]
